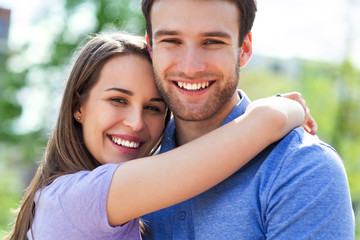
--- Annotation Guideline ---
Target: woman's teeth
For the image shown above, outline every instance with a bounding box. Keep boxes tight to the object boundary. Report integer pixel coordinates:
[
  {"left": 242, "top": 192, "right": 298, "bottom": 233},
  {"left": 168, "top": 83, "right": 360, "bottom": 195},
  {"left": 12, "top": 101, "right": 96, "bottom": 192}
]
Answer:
[
  {"left": 177, "top": 81, "right": 210, "bottom": 91},
  {"left": 111, "top": 137, "right": 140, "bottom": 149}
]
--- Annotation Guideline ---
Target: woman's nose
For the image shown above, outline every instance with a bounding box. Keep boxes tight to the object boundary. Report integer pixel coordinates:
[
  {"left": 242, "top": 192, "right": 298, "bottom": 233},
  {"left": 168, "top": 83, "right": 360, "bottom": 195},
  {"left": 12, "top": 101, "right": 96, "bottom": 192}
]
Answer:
[{"left": 123, "top": 108, "right": 144, "bottom": 132}]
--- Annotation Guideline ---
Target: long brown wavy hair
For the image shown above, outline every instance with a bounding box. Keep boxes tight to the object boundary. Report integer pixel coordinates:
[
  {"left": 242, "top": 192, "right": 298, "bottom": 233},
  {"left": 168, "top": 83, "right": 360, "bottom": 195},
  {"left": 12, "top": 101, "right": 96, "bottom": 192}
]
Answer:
[{"left": 7, "top": 32, "right": 171, "bottom": 240}]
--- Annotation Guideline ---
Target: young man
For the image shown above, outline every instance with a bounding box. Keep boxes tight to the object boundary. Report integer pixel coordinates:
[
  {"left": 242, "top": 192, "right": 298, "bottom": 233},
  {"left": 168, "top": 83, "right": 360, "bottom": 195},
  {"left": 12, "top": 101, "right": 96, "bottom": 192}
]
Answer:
[{"left": 141, "top": 0, "right": 355, "bottom": 239}]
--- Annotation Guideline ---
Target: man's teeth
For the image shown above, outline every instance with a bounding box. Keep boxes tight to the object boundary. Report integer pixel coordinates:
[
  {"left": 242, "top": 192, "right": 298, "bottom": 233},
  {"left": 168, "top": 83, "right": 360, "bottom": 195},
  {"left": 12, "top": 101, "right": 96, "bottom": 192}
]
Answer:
[
  {"left": 111, "top": 137, "right": 140, "bottom": 149},
  {"left": 177, "top": 82, "right": 210, "bottom": 91}
]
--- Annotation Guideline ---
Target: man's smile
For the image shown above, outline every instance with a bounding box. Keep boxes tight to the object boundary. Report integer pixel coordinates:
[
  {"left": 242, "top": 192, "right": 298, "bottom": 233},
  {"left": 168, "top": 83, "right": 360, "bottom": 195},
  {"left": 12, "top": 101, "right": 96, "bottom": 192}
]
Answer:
[{"left": 174, "top": 81, "right": 215, "bottom": 91}]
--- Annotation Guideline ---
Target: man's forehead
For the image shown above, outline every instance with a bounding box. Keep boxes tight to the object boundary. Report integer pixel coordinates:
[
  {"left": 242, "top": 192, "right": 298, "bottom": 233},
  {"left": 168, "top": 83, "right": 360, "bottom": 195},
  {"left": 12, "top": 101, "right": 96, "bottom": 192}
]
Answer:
[
  {"left": 150, "top": 0, "right": 239, "bottom": 32},
  {"left": 150, "top": 0, "right": 238, "bottom": 16}
]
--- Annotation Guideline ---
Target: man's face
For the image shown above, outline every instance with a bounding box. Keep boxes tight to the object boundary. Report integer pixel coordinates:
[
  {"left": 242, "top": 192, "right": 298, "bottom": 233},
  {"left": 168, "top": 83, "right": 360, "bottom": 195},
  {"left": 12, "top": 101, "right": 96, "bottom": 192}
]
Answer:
[{"left": 148, "top": 0, "right": 251, "bottom": 122}]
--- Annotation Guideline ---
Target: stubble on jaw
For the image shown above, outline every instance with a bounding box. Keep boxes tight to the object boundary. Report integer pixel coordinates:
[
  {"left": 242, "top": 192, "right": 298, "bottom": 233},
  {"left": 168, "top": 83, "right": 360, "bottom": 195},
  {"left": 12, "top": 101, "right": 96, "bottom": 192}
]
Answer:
[{"left": 153, "top": 56, "right": 241, "bottom": 123}]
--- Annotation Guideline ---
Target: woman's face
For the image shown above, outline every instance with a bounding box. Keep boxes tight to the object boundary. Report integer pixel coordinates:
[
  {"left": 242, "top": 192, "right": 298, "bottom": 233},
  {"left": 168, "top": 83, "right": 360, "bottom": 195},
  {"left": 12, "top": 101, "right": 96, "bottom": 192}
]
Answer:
[{"left": 75, "top": 55, "right": 166, "bottom": 164}]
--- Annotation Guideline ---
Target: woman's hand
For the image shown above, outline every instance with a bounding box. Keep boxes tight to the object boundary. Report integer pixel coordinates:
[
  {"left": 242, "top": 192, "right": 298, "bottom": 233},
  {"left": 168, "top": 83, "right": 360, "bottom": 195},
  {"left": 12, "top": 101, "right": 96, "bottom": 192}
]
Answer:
[{"left": 278, "top": 92, "right": 318, "bottom": 135}]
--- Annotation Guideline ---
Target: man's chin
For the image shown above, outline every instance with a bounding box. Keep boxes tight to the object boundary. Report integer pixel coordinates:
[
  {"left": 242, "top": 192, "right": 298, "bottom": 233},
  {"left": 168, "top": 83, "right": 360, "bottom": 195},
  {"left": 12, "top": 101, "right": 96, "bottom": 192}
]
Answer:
[{"left": 173, "top": 108, "right": 216, "bottom": 122}]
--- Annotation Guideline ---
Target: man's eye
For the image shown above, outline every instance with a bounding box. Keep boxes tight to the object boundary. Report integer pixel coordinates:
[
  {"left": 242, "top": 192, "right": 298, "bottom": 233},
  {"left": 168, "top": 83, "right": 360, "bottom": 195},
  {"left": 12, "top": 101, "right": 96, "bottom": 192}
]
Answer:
[
  {"left": 204, "top": 39, "right": 224, "bottom": 45},
  {"left": 161, "top": 39, "right": 181, "bottom": 44}
]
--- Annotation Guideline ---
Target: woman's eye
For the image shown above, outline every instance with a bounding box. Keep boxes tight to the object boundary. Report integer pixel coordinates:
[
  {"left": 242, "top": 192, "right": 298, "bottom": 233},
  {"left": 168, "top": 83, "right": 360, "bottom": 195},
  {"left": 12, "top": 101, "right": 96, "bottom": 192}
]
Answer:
[
  {"left": 145, "top": 105, "right": 161, "bottom": 113},
  {"left": 110, "top": 97, "right": 126, "bottom": 105}
]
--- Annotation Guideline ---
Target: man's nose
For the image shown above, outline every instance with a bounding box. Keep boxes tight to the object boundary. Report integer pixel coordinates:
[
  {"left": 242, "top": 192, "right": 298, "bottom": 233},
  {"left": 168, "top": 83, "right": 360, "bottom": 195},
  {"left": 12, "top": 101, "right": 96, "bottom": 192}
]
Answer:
[{"left": 176, "top": 45, "right": 206, "bottom": 76}]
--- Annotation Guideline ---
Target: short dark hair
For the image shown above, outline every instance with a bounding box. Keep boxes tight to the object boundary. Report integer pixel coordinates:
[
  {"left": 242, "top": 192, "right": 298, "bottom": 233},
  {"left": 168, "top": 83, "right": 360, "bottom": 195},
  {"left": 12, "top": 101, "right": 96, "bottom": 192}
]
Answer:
[{"left": 141, "top": 0, "right": 257, "bottom": 46}]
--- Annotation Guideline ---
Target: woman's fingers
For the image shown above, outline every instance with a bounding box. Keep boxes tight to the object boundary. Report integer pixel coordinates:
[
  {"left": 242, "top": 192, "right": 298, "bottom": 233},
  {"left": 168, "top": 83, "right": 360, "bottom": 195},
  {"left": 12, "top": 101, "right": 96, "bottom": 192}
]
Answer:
[{"left": 279, "top": 92, "right": 317, "bottom": 135}]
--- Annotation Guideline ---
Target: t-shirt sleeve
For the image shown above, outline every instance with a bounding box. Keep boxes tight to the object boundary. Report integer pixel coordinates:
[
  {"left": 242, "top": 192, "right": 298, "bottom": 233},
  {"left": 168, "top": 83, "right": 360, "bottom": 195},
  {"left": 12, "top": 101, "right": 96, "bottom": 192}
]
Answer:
[
  {"left": 264, "top": 136, "right": 355, "bottom": 239},
  {"left": 52, "top": 163, "right": 138, "bottom": 239}
]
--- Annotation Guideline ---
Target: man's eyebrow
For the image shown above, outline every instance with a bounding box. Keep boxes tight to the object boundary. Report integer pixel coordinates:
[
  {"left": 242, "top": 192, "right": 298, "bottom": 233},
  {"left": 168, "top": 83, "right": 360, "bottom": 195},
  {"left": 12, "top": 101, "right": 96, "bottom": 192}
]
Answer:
[
  {"left": 153, "top": 30, "right": 180, "bottom": 39},
  {"left": 202, "top": 31, "right": 232, "bottom": 39},
  {"left": 154, "top": 30, "right": 231, "bottom": 39},
  {"left": 105, "top": 88, "right": 133, "bottom": 96}
]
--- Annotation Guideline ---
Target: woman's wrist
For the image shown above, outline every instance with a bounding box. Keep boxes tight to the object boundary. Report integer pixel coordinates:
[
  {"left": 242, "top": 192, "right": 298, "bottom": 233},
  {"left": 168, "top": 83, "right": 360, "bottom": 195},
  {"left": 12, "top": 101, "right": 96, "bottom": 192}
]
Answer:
[{"left": 246, "top": 97, "right": 305, "bottom": 141}]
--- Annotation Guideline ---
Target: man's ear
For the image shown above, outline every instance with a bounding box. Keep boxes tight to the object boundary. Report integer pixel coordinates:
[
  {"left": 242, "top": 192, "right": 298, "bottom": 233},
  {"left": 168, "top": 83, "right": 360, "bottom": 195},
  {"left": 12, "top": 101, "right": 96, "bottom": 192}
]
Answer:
[
  {"left": 239, "top": 32, "right": 253, "bottom": 68},
  {"left": 146, "top": 33, "right": 153, "bottom": 59}
]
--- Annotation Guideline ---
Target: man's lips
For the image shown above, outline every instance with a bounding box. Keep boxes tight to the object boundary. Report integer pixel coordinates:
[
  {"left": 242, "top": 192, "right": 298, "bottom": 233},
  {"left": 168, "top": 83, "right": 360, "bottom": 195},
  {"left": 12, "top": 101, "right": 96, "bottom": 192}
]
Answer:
[{"left": 174, "top": 80, "right": 215, "bottom": 91}]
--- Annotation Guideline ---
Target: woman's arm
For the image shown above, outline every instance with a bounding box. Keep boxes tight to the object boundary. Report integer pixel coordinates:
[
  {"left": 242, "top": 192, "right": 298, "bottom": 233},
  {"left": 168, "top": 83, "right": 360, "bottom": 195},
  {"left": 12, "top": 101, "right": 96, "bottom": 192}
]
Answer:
[{"left": 107, "top": 96, "right": 305, "bottom": 226}]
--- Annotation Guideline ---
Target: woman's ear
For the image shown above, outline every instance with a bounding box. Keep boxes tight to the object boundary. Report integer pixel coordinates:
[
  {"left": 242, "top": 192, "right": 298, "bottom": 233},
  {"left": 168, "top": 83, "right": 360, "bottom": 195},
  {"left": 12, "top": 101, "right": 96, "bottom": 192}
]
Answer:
[
  {"left": 73, "top": 92, "right": 83, "bottom": 123},
  {"left": 74, "top": 110, "right": 83, "bottom": 123}
]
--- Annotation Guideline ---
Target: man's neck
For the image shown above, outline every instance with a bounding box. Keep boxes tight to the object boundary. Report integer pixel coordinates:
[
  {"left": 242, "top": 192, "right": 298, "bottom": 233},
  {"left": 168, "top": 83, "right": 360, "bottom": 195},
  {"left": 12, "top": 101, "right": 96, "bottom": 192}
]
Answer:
[{"left": 174, "top": 91, "right": 241, "bottom": 146}]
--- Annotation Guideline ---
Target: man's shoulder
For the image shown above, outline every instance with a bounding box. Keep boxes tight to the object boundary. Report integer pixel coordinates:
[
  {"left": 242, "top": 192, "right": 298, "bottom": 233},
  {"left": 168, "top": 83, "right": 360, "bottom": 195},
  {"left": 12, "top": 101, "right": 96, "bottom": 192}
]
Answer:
[
  {"left": 275, "top": 127, "right": 342, "bottom": 166},
  {"left": 264, "top": 127, "right": 347, "bottom": 187},
  {"left": 253, "top": 128, "right": 354, "bottom": 239}
]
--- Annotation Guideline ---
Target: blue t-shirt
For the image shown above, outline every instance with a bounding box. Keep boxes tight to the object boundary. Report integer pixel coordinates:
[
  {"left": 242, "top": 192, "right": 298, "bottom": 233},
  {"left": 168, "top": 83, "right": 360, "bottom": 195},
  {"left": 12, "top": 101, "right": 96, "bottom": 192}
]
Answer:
[
  {"left": 28, "top": 163, "right": 141, "bottom": 240},
  {"left": 143, "top": 90, "right": 355, "bottom": 240}
]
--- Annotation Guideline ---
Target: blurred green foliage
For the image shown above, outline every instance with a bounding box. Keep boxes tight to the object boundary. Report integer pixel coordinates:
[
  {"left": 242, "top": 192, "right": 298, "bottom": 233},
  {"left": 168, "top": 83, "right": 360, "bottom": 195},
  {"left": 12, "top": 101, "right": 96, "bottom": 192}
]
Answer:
[{"left": 0, "top": 0, "right": 359, "bottom": 238}]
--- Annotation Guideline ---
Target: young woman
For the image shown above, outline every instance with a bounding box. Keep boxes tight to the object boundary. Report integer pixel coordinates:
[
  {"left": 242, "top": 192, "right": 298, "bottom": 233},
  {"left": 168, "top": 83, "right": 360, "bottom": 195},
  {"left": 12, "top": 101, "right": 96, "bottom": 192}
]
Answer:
[{"left": 7, "top": 33, "right": 309, "bottom": 240}]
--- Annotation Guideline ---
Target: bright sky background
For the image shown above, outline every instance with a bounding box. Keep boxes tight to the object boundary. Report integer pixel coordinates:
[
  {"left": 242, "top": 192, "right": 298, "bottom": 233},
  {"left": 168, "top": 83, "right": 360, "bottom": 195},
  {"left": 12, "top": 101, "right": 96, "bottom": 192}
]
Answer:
[
  {"left": 253, "top": 0, "right": 360, "bottom": 66},
  {"left": 0, "top": 0, "right": 359, "bottom": 133},
  {"left": 1, "top": 0, "right": 359, "bottom": 66}
]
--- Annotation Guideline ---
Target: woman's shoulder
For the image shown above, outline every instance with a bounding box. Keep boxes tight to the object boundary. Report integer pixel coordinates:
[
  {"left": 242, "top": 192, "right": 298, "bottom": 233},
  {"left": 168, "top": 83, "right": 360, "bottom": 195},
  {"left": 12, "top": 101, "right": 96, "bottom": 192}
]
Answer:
[
  {"left": 36, "top": 163, "right": 121, "bottom": 202},
  {"left": 31, "top": 163, "right": 140, "bottom": 239}
]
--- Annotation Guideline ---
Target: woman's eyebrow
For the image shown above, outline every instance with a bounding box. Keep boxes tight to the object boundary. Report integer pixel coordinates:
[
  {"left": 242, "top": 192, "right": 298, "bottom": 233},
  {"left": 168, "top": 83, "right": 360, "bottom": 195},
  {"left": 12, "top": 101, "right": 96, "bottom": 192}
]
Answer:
[
  {"left": 105, "top": 87, "right": 133, "bottom": 96},
  {"left": 106, "top": 88, "right": 164, "bottom": 103},
  {"left": 150, "top": 98, "right": 165, "bottom": 103}
]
